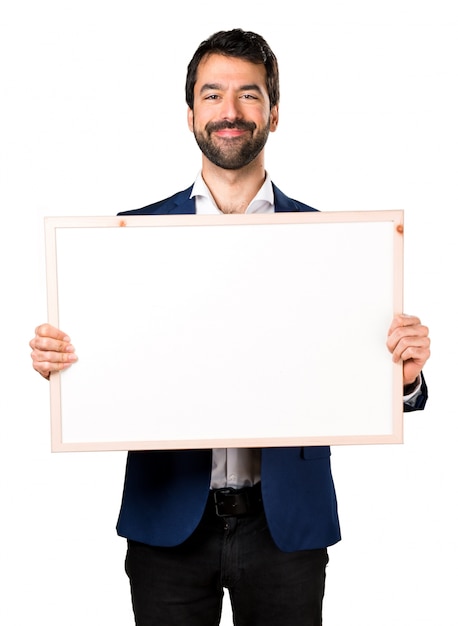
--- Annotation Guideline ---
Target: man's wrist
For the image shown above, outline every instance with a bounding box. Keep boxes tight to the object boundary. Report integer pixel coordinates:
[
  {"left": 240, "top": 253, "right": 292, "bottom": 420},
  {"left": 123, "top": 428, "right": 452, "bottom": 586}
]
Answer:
[{"left": 403, "top": 375, "right": 421, "bottom": 396}]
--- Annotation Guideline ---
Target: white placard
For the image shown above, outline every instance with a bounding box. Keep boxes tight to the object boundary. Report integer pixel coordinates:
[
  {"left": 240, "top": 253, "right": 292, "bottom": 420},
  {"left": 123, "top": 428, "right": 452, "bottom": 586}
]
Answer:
[{"left": 45, "top": 211, "right": 404, "bottom": 451}]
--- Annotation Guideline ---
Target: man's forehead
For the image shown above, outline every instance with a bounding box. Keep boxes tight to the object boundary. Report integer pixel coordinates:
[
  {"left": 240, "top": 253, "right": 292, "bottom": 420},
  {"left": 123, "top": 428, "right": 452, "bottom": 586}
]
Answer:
[{"left": 195, "top": 53, "right": 268, "bottom": 87}]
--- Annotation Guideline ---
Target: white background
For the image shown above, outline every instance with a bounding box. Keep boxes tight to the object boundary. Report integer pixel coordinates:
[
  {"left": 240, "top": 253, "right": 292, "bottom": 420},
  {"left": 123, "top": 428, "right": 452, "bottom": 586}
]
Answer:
[{"left": 1, "top": 1, "right": 456, "bottom": 624}]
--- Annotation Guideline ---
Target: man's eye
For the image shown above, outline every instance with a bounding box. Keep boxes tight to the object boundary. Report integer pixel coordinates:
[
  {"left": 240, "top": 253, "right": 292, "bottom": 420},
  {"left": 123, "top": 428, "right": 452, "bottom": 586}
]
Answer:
[{"left": 205, "top": 94, "right": 219, "bottom": 100}]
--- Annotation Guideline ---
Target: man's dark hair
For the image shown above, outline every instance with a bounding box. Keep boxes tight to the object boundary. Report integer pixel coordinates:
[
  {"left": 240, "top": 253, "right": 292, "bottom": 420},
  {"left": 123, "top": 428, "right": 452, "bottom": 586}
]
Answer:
[{"left": 185, "top": 29, "right": 279, "bottom": 111}]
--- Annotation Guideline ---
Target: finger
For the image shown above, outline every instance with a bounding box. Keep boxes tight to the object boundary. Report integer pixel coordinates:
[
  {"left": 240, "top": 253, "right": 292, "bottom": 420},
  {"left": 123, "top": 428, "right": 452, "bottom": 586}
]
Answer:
[
  {"left": 34, "top": 323, "right": 71, "bottom": 342},
  {"left": 30, "top": 347, "right": 78, "bottom": 366},
  {"left": 30, "top": 327, "right": 75, "bottom": 355},
  {"left": 32, "top": 359, "right": 74, "bottom": 379},
  {"left": 31, "top": 348, "right": 78, "bottom": 379},
  {"left": 388, "top": 314, "right": 422, "bottom": 335},
  {"left": 390, "top": 337, "right": 431, "bottom": 364},
  {"left": 386, "top": 324, "right": 429, "bottom": 353}
]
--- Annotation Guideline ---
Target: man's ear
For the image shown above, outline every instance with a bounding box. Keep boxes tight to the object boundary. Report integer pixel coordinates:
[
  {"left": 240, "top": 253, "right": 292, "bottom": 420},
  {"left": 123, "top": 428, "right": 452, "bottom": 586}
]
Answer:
[
  {"left": 270, "top": 104, "right": 279, "bottom": 132},
  {"left": 187, "top": 107, "right": 194, "bottom": 132}
]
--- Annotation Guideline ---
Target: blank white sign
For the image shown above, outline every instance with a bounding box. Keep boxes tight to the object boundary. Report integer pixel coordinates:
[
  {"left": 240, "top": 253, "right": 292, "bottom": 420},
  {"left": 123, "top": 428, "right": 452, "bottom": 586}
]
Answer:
[{"left": 45, "top": 211, "right": 404, "bottom": 451}]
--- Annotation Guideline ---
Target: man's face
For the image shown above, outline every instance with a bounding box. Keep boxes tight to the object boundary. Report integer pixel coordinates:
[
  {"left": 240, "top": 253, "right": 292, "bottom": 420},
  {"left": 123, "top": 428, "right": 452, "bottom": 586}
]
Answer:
[{"left": 188, "top": 53, "right": 279, "bottom": 170}]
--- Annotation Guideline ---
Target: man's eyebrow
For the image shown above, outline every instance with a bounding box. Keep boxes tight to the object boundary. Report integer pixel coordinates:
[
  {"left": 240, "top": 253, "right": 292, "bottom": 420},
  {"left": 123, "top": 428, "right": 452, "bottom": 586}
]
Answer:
[
  {"left": 199, "top": 83, "right": 263, "bottom": 95},
  {"left": 239, "top": 84, "right": 263, "bottom": 94},
  {"left": 200, "top": 83, "right": 223, "bottom": 94}
]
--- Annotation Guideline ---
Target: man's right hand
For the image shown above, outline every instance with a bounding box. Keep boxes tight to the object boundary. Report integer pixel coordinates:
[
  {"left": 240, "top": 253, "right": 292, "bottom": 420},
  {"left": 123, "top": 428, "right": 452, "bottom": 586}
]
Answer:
[{"left": 29, "top": 324, "right": 78, "bottom": 379}]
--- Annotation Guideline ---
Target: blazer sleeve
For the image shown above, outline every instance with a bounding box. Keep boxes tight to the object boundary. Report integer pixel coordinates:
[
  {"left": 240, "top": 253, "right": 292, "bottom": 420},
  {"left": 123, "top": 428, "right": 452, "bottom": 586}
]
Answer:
[{"left": 403, "top": 372, "right": 428, "bottom": 412}]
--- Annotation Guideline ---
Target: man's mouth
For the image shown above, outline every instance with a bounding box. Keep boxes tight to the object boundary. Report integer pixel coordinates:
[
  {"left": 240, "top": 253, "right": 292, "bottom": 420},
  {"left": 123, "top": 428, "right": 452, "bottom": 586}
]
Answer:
[
  {"left": 213, "top": 128, "right": 248, "bottom": 138},
  {"left": 206, "top": 120, "right": 256, "bottom": 137}
]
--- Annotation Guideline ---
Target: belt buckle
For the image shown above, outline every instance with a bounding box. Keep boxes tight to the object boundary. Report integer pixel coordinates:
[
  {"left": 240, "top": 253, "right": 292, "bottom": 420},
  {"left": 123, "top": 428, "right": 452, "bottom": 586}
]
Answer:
[{"left": 213, "top": 488, "right": 248, "bottom": 517}]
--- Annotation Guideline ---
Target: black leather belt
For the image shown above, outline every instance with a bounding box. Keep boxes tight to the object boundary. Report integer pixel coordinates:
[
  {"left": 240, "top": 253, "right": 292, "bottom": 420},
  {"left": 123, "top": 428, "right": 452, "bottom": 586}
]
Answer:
[{"left": 212, "top": 482, "right": 262, "bottom": 517}]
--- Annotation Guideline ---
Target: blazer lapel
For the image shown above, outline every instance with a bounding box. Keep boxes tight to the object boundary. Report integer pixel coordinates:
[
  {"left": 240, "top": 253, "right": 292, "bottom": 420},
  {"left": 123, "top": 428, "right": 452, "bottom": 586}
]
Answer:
[
  {"left": 166, "top": 186, "right": 196, "bottom": 214},
  {"left": 273, "top": 184, "right": 309, "bottom": 213}
]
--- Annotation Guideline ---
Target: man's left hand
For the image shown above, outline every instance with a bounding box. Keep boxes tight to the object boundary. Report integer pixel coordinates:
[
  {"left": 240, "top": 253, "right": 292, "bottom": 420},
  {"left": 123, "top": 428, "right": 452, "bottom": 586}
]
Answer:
[{"left": 387, "top": 314, "right": 431, "bottom": 386}]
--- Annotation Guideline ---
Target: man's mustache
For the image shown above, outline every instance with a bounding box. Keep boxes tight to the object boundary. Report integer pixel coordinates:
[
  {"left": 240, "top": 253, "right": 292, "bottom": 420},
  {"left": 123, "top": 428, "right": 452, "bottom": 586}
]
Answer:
[{"left": 205, "top": 120, "right": 256, "bottom": 133}]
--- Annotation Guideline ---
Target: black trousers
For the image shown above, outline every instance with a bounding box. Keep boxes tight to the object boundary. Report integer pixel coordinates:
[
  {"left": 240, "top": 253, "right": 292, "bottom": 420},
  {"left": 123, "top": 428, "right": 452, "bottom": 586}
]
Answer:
[{"left": 125, "top": 491, "right": 328, "bottom": 626}]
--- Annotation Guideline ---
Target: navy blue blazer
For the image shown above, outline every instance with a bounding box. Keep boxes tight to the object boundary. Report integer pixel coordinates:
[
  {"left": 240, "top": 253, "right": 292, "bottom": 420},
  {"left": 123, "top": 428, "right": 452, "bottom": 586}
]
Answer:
[{"left": 115, "top": 184, "right": 428, "bottom": 552}]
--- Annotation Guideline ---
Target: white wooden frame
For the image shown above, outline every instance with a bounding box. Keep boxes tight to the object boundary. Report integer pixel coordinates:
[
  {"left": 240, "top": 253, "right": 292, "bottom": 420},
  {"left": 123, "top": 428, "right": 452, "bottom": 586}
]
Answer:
[{"left": 45, "top": 211, "right": 404, "bottom": 451}]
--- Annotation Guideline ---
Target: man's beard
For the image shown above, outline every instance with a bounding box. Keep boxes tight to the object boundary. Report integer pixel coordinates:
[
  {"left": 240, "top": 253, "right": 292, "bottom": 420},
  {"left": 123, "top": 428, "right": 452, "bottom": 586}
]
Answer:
[{"left": 193, "top": 119, "right": 270, "bottom": 170}]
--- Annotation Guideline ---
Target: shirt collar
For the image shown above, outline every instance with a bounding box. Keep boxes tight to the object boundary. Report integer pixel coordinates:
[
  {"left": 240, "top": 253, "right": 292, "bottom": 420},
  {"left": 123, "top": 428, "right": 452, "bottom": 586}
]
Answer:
[{"left": 190, "top": 171, "right": 274, "bottom": 214}]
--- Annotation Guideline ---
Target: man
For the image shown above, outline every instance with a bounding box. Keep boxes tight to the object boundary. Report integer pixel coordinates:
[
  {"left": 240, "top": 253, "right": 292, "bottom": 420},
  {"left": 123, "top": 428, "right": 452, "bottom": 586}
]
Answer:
[{"left": 30, "top": 29, "right": 430, "bottom": 626}]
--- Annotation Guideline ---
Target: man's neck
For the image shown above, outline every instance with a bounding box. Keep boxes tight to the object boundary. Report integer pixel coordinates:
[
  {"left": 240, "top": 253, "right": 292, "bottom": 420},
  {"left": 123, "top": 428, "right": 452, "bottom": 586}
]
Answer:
[{"left": 201, "top": 158, "right": 267, "bottom": 214}]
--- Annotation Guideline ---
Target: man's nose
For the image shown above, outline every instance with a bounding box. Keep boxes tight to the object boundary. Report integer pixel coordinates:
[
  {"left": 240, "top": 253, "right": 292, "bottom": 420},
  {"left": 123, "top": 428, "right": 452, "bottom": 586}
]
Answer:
[{"left": 219, "top": 95, "right": 241, "bottom": 121}]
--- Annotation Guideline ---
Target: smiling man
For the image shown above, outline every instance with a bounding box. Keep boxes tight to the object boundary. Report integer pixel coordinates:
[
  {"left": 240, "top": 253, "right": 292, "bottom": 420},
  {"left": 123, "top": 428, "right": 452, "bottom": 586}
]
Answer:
[{"left": 30, "top": 29, "right": 431, "bottom": 625}]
